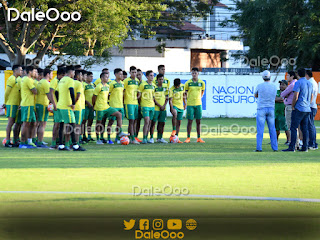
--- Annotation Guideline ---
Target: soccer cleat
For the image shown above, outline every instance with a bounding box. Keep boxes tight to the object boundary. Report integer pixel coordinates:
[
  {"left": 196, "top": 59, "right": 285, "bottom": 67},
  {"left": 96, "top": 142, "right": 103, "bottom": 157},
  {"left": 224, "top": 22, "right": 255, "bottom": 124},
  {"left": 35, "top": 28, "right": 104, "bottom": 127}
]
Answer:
[
  {"left": 135, "top": 137, "right": 142, "bottom": 143},
  {"left": 171, "top": 130, "right": 176, "bottom": 137},
  {"left": 36, "top": 144, "right": 49, "bottom": 149},
  {"left": 58, "top": 146, "right": 70, "bottom": 151},
  {"left": 309, "top": 146, "right": 317, "bottom": 150},
  {"left": 132, "top": 139, "right": 140, "bottom": 144},
  {"left": 42, "top": 141, "right": 48, "bottom": 145},
  {"left": 141, "top": 139, "right": 148, "bottom": 144},
  {"left": 26, "top": 144, "right": 37, "bottom": 149},
  {"left": 184, "top": 138, "right": 191, "bottom": 143},
  {"left": 11, "top": 143, "right": 20, "bottom": 148},
  {"left": 4, "top": 142, "right": 13, "bottom": 148},
  {"left": 88, "top": 138, "right": 96, "bottom": 142},
  {"left": 49, "top": 145, "right": 58, "bottom": 150},
  {"left": 100, "top": 138, "right": 107, "bottom": 144},
  {"left": 282, "top": 148, "right": 295, "bottom": 152},
  {"left": 254, "top": 150, "right": 262, "bottom": 152},
  {"left": 28, "top": 142, "right": 37, "bottom": 147},
  {"left": 73, "top": 146, "right": 86, "bottom": 151},
  {"left": 19, "top": 144, "right": 28, "bottom": 149},
  {"left": 107, "top": 140, "right": 114, "bottom": 144},
  {"left": 197, "top": 138, "right": 205, "bottom": 143},
  {"left": 148, "top": 138, "right": 154, "bottom": 144},
  {"left": 158, "top": 138, "right": 168, "bottom": 144},
  {"left": 96, "top": 140, "right": 104, "bottom": 145},
  {"left": 177, "top": 140, "right": 183, "bottom": 144},
  {"left": 284, "top": 141, "right": 290, "bottom": 146}
]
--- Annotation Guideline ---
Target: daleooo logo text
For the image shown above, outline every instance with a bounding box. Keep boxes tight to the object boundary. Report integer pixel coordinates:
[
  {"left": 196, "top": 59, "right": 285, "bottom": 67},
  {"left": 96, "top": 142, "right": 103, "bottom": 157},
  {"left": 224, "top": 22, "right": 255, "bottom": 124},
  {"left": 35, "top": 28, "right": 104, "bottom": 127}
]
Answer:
[{"left": 7, "top": 8, "right": 81, "bottom": 22}]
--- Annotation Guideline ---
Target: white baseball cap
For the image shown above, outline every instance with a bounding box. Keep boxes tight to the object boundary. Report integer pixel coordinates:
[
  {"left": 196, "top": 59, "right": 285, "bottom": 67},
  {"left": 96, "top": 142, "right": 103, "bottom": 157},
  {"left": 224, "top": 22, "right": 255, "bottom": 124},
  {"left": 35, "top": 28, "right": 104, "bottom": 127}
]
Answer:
[{"left": 262, "top": 70, "right": 271, "bottom": 80}]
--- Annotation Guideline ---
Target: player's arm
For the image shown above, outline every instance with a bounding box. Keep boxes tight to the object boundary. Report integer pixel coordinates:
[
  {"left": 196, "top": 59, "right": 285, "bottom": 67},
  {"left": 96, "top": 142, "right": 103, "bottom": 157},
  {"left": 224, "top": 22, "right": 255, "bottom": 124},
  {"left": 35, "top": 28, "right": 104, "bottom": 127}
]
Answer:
[
  {"left": 310, "top": 93, "right": 314, "bottom": 104},
  {"left": 85, "top": 100, "right": 93, "bottom": 108},
  {"left": 75, "top": 92, "right": 81, "bottom": 104},
  {"left": 69, "top": 87, "right": 75, "bottom": 110},
  {"left": 92, "top": 95, "right": 97, "bottom": 108},
  {"left": 4, "top": 86, "right": 12, "bottom": 107},
  {"left": 275, "top": 96, "right": 284, "bottom": 103},
  {"left": 45, "top": 84, "right": 57, "bottom": 111},
  {"left": 160, "top": 95, "right": 169, "bottom": 111}
]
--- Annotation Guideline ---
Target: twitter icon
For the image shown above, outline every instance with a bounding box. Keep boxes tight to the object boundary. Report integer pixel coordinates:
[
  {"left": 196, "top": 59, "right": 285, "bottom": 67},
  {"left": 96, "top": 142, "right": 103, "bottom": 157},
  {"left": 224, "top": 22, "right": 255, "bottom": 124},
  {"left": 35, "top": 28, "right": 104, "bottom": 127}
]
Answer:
[{"left": 124, "top": 219, "right": 136, "bottom": 230}]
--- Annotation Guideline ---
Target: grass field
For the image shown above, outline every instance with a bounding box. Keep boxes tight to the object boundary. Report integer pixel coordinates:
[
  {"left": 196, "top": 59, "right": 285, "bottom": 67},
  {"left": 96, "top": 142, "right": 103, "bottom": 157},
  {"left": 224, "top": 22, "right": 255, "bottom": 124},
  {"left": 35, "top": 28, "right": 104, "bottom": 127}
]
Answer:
[{"left": 0, "top": 116, "right": 320, "bottom": 239}]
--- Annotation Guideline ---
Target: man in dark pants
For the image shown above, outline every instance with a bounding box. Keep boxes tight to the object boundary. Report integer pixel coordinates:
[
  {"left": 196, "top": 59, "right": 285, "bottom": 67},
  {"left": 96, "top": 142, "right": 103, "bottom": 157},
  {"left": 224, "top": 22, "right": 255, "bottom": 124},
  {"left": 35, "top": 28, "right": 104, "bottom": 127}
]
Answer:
[
  {"left": 305, "top": 70, "right": 318, "bottom": 150},
  {"left": 283, "top": 69, "right": 313, "bottom": 152}
]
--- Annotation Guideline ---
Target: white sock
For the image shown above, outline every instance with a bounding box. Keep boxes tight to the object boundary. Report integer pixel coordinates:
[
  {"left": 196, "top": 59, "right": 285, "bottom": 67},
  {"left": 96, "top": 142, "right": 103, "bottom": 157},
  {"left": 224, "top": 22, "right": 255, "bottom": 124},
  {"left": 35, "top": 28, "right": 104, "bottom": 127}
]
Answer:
[
  {"left": 58, "top": 145, "right": 65, "bottom": 149},
  {"left": 28, "top": 138, "right": 32, "bottom": 144}
]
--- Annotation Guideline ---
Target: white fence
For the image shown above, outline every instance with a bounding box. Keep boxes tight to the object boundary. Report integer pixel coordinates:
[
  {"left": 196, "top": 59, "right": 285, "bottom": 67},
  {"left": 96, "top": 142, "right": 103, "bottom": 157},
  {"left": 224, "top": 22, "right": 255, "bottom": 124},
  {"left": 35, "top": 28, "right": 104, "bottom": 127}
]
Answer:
[{"left": 0, "top": 72, "right": 285, "bottom": 118}]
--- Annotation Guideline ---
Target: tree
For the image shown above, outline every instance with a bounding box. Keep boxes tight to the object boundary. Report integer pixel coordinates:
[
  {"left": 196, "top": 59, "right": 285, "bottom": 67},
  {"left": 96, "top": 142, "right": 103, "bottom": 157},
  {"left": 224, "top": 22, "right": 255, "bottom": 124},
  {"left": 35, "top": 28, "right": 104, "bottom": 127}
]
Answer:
[{"left": 226, "top": 0, "right": 309, "bottom": 70}]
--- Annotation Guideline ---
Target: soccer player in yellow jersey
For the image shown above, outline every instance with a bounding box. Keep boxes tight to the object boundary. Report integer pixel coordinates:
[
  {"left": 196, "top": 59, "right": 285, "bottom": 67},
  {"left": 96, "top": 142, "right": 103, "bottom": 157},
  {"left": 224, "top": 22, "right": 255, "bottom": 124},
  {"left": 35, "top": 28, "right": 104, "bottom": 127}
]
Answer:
[
  {"left": 94, "top": 68, "right": 111, "bottom": 87},
  {"left": 57, "top": 65, "right": 84, "bottom": 151},
  {"left": 82, "top": 71, "right": 95, "bottom": 142},
  {"left": 19, "top": 66, "right": 38, "bottom": 148},
  {"left": 92, "top": 72, "right": 128, "bottom": 145},
  {"left": 135, "top": 69, "right": 144, "bottom": 143},
  {"left": 150, "top": 74, "right": 169, "bottom": 143},
  {"left": 3, "top": 65, "right": 22, "bottom": 147},
  {"left": 73, "top": 70, "right": 86, "bottom": 149},
  {"left": 184, "top": 67, "right": 206, "bottom": 143},
  {"left": 107, "top": 68, "right": 125, "bottom": 144},
  {"left": 169, "top": 78, "right": 186, "bottom": 143},
  {"left": 49, "top": 65, "right": 65, "bottom": 149},
  {"left": 124, "top": 66, "right": 140, "bottom": 144},
  {"left": 153, "top": 65, "right": 170, "bottom": 90},
  {"left": 35, "top": 69, "right": 56, "bottom": 148},
  {"left": 138, "top": 70, "right": 156, "bottom": 144}
]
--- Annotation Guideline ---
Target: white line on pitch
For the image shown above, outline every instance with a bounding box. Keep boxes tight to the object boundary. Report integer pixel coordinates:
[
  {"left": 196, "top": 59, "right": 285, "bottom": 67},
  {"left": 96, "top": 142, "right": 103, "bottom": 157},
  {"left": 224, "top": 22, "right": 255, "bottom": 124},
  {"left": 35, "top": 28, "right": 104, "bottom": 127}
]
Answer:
[{"left": 0, "top": 191, "right": 320, "bottom": 203}]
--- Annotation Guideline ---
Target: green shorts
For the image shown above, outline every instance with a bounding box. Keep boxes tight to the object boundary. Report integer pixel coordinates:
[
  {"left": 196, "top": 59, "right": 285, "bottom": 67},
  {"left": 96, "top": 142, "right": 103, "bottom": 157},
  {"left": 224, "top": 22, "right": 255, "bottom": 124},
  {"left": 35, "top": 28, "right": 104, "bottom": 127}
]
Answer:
[
  {"left": 153, "top": 110, "right": 167, "bottom": 122},
  {"left": 35, "top": 104, "right": 49, "bottom": 122},
  {"left": 125, "top": 104, "right": 138, "bottom": 120},
  {"left": 275, "top": 115, "right": 288, "bottom": 131},
  {"left": 109, "top": 108, "right": 124, "bottom": 121},
  {"left": 58, "top": 109, "right": 75, "bottom": 124},
  {"left": 96, "top": 107, "right": 118, "bottom": 121},
  {"left": 53, "top": 110, "right": 61, "bottom": 123},
  {"left": 141, "top": 107, "right": 155, "bottom": 119},
  {"left": 187, "top": 105, "right": 202, "bottom": 120},
  {"left": 74, "top": 109, "right": 84, "bottom": 125},
  {"left": 84, "top": 106, "right": 94, "bottom": 120},
  {"left": 21, "top": 106, "right": 36, "bottom": 122},
  {"left": 173, "top": 106, "right": 184, "bottom": 121},
  {"left": 6, "top": 105, "right": 19, "bottom": 118}
]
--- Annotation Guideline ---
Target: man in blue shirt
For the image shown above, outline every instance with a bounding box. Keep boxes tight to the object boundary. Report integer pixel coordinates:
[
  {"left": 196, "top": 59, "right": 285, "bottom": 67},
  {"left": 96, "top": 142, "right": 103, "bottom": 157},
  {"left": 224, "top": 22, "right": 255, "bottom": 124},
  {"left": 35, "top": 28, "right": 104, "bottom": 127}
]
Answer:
[{"left": 283, "top": 68, "right": 313, "bottom": 152}]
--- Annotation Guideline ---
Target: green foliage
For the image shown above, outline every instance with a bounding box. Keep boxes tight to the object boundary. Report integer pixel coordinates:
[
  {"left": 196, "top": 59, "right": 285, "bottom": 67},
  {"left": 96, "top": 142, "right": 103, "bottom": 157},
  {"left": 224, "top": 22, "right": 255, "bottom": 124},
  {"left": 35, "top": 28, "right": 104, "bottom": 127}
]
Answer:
[{"left": 228, "top": 0, "right": 320, "bottom": 70}]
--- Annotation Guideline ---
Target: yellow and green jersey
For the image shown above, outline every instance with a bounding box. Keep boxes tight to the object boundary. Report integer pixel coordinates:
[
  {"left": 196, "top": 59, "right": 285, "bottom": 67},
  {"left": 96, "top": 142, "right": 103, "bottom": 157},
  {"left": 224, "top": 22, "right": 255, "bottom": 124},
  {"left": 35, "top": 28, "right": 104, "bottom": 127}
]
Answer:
[
  {"left": 138, "top": 81, "right": 156, "bottom": 108},
  {"left": 50, "top": 77, "right": 59, "bottom": 103},
  {"left": 109, "top": 80, "right": 124, "bottom": 108},
  {"left": 169, "top": 84, "right": 185, "bottom": 109},
  {"left": 20, "top": 76, "right": 36, "bottom": 107},
  {"left": 153, "top": 76, "right": 170, "bottom": 89},
  {"left": 93, "top": 83, "right": 110, "bottom": 111},
  {"left": 83, "top": 82, "right": 95, "bottom": 106},
  {"left": 185, "top": 79, "right": 205, "bottom": 106},
  {"left": 56, "top": 76, "right": 75, "bottom": 110},
  {"left": 36, "top": 79, "right": 50, "bottom": 106},
  {"left": 154, "top": 86, "right": 168, "bottom": 111},
  {"left": 123, "top": 77, "right": 139, "bottom": 105},
  {"left": 5, "top": 75, "right": 21, "bottom": 105},
  {"left": 74, "top": 80, "right": 85, "bottom": 111}
]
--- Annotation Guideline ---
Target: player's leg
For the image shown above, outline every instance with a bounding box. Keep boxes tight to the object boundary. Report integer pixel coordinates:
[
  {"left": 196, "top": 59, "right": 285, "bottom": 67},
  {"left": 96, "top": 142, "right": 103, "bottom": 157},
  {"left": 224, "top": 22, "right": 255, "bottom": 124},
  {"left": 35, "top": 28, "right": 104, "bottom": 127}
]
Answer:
[
  {"left": 109, "top": 108, "right": 129, "bottom": 141},
  {"left": 157, "top": 110, "right": 167, "bottom": 143},
  {"left": 142, "top": 115, "right": 151, "bottom": 144},
  {"left": 36, "top": 104, "right": 49, "bottom": 148},
  {"left": 266, "top": 108, "right": 278, "bottom": 151},
  {"left": 300, "top": 112, "right": 310, "bottom": 151},
  {"left": 107, "top": 119, "right": 115, "bottom": 144},
  {"left": 5, "top": 117, "right": 15, "bottom": 147},
  {"left": 170, "top": 107, "right": 177, "bottom": 136},
  {"left": 185, "top": 106, "right": 195, "bottom": 143},
  {"left": 73, "top": 110, "right": 81, "bottom": 146},
  {"left": 87, "top": 107, "right": 95, "bottom": 141},
  {"left": 100, "top": 115, "right": 107, "bottom": 143},
  {"left": 135, "top": 106, "right": 143, "bottom": 142},
  {"left": 13, "top": 122, "right": 21, "bottom": 147},
  {"left": 194, "top": 105, "right": 204, "bottom": 143}
]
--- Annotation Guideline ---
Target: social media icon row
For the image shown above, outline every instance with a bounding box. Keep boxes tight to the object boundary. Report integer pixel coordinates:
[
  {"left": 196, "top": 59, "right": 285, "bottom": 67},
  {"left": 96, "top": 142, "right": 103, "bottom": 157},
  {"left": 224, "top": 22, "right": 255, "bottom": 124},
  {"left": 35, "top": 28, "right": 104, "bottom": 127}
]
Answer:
[{"left": 124, "top": 219, "right": 183, "bottom": 230}]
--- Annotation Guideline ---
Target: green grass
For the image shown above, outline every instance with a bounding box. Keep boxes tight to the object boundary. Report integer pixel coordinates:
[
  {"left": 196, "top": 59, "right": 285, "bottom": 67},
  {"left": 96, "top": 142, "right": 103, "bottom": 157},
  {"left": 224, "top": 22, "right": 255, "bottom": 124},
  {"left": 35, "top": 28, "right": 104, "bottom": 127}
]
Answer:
[{"left": 0, "top": 116, "right": 320, "bottom": 239}]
